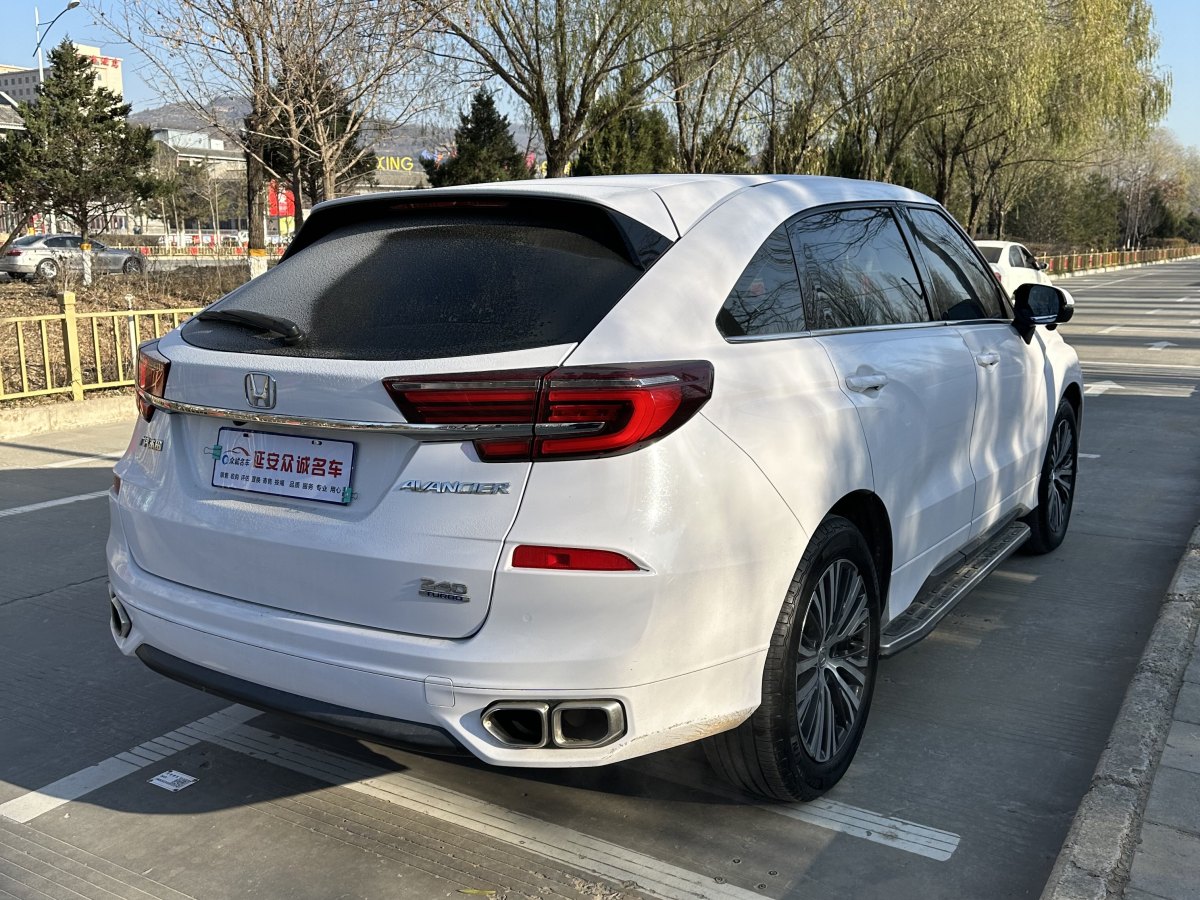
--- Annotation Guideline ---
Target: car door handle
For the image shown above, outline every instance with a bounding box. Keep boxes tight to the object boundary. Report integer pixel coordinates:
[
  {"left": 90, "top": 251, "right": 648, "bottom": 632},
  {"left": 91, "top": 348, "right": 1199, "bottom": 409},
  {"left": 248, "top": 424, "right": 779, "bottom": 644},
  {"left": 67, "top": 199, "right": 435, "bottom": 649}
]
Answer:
[
  {"left": 976, "top": 352, "right": 1001, "bottom": 368},
  {"left": 845, "top": 373, "right": 889, "bottom": 393}
]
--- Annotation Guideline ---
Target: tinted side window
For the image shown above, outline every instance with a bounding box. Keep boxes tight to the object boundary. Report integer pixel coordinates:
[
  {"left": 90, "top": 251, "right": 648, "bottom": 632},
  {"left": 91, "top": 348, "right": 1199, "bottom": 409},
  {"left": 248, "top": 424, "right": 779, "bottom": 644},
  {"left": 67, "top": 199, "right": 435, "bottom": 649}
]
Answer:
[
  {"left": 789, "top": 207, "right": 927, "bottom": 329},
  {"left": 716, "top": 227, "right": 805, "bottom": 338},
  {"left": 1009, "top": 246, "right": 1023, "bottom": 268},
  {"left": 907, "top": 208, "right": 1006, "bottom": 320},
  {"left": 44, "top": 237, "right": 70, "bottom": 249}
]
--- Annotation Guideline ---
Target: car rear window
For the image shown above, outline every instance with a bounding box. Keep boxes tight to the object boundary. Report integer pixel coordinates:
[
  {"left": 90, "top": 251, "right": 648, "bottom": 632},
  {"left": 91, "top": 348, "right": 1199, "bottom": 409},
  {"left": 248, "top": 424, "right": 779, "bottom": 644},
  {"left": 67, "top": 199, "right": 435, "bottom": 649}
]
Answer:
[
  {"left": 180, "top": 199, "right": 671, "bottom": 360},
  {"left": 977, "top": 246, "right": 1002, "bottom": 263},
  {"left": 12, "top": 235, "right": 41, "bottom": 247}
]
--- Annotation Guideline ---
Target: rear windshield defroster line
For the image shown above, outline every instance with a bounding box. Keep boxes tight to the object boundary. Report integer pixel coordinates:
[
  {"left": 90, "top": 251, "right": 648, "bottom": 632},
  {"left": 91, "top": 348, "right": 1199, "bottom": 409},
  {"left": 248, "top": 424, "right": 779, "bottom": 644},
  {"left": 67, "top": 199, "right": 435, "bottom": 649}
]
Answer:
[{"left": 181, "top": 198, "right": 674, "bottom": 361}]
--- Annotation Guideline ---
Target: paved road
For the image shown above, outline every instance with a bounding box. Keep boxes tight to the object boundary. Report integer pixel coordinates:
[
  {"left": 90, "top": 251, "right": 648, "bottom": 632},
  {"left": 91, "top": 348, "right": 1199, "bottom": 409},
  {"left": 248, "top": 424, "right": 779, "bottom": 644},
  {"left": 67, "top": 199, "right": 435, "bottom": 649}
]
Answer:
[{"left": 1, "top": 262, "right": 1198, "bottom": 900}]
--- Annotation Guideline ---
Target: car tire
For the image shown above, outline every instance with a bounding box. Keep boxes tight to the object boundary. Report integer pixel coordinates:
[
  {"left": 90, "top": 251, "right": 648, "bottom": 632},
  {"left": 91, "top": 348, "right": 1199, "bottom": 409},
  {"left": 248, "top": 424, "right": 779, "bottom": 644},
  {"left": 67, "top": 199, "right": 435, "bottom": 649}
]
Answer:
[
  {"left": 35, "top": 259, "right": 58, "bottom": 281},
  {"left": 122, "top": 257, "right": 144, "bottom": 275},
  {"left": 703, "top": 516, "right": 880, "bottom": 801},
  {"left": 1021, "top": 399, "right": 1079, "bottom": 555}
]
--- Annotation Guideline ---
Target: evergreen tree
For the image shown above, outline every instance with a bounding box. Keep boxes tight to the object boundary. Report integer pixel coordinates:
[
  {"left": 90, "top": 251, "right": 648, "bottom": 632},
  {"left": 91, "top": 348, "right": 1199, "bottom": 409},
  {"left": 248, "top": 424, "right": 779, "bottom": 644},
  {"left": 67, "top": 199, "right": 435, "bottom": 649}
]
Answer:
[
  {"left": 573, "top": 66, "right": 675, "bottom": 176},
  {"left": 19, "top": 40, "right": 158, "bottom": 243},
  {"left": 423, "top": 91, "right": 527, "bottom": 187}
]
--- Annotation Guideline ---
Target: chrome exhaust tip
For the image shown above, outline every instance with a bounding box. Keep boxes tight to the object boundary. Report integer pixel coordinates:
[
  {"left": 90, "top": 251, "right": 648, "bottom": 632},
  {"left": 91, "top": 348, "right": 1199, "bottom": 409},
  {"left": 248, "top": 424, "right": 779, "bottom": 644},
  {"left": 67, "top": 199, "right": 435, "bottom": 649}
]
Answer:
[
  {"left": 109, "top": 589, "right": 132, "bottom": 639},
  {"left": 551, "top": 700, "right": 625, "bottom": 749},
  {"left": 481, "top": 701, "right": 550, "bottom": 748}
]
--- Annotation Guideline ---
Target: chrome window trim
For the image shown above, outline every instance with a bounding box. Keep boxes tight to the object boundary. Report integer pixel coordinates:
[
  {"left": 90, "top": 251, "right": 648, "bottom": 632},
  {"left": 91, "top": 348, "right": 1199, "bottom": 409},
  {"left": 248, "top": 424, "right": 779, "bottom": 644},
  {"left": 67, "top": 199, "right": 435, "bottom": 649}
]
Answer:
[{"left": 138, "top": 389, "right": 604, "bottom": 440}]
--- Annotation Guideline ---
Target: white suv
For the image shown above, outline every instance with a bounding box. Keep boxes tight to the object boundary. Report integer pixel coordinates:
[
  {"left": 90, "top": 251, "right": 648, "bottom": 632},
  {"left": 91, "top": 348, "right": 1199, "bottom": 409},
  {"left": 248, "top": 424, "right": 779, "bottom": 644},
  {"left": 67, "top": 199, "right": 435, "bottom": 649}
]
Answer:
[{"left": 108, "top": 175, "right": 1082, "bottom": 801}]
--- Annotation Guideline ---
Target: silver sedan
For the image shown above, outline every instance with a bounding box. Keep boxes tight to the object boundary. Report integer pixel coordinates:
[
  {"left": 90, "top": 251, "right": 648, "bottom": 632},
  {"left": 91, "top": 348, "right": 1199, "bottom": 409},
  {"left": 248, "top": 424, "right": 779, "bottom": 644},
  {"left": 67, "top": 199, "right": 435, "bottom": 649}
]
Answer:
[{"left": 1, "top": 233, "right": 146, "bottom": 281}]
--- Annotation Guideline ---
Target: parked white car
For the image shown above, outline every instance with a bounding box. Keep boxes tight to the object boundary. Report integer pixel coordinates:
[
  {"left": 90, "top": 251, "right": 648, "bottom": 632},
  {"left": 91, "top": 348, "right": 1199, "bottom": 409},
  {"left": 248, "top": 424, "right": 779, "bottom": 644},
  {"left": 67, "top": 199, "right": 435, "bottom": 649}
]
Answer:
[
  {"left": 109, "top": 175, "right": 1082, "bottom": 801},
  {"left": 975, "top": 239, "right": 1053, "bottom": 295}
]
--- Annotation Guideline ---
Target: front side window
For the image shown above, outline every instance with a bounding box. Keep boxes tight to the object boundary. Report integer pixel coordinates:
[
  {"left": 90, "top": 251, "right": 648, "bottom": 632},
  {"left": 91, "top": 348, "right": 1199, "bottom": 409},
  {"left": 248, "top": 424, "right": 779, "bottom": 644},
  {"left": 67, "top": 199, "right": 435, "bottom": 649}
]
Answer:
[
  {"left": 789, "top": 207, "right": 927, "bottom": 329},
  {"left": 716, "top": 226, "right": 805, "bottom": 338},
  {"left": 1008, "top": 246, "right": 1024, "bottom": 268},
  {"left": 907, "top": 208, "right": 1006, "bottom": 321}
]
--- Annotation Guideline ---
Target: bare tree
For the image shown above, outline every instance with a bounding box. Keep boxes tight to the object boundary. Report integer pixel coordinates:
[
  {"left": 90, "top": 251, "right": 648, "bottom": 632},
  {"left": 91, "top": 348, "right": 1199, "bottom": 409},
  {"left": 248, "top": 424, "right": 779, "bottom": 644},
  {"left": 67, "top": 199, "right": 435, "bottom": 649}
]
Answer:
[{"left": 99, "top": 0, "right": 451, "bottom": 274}]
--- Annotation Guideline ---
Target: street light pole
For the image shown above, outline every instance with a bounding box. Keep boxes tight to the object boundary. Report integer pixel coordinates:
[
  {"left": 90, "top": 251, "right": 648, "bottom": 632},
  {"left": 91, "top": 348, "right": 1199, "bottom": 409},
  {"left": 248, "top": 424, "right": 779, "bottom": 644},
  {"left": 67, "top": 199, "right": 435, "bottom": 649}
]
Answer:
[{"left": 33, "top": 2, "right": 80, "bottom": 84}]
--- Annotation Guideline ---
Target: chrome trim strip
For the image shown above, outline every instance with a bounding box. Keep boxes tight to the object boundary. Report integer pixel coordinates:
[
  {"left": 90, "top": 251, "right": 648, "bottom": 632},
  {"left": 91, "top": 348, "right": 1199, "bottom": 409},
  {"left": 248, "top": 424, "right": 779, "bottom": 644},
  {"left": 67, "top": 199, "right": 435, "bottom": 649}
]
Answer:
[{"left": 139, "top": 389, "right": 604, "bottom": 439}]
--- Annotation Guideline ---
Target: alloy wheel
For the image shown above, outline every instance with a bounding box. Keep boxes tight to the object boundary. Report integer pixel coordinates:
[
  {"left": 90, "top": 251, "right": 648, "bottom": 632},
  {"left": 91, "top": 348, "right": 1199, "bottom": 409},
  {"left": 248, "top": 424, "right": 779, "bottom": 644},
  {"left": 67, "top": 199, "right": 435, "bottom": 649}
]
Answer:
[
  {"left": 1047, "top": 418, "right": 1075, "bottom": 535},
  {"left": 795, "top": 558, "right": 872, "bottom": 763}
]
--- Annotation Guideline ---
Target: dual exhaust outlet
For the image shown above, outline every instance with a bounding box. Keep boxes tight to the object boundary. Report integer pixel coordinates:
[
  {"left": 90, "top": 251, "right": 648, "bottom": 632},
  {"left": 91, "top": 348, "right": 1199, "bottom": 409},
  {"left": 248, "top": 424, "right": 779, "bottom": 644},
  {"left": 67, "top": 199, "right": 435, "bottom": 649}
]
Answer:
[{"left": 482, "top": 699, "right": 625, "bottom": 750}]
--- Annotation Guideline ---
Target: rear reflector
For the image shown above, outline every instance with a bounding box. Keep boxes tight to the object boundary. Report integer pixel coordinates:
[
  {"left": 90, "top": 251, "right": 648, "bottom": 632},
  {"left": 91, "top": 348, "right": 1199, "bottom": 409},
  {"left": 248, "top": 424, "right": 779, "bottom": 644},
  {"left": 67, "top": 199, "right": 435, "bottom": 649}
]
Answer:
[
  {"left": 136, "top": 342, "right": 171, "bottom": 421},
  {"left": 384, "top": 361, "right": 714, "bottom": 461},
  {"left": 512, "top": 545, "right": 641, "bottom": 571}
]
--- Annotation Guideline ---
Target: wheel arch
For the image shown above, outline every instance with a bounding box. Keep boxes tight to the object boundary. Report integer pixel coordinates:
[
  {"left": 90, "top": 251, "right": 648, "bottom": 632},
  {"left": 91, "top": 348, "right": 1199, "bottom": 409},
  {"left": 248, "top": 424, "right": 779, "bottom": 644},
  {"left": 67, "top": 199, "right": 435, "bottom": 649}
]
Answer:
[
  {"left": 827, "top": 491, "right": 892, "bottom": 611},
  {"left": 1062, "top": 379, "right": 1083, "bottom": 429}
]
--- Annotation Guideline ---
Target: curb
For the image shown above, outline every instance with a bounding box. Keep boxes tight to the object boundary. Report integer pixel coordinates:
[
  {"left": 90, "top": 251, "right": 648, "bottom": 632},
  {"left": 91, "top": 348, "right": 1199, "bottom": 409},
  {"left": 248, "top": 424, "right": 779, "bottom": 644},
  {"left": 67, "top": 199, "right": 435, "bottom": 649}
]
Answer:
[
  {"left": 0, "top": 393, "right": 135, "bottom": 439},
  {"left": 1041, "top": 524, "right": 1200, "bottom": 900}
]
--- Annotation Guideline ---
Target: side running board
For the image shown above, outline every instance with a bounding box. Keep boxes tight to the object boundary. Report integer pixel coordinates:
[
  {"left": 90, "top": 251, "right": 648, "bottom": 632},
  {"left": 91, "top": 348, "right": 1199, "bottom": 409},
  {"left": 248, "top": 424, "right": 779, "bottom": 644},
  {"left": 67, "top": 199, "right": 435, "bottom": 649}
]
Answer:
[{"left": 880, "top": 521, "right": 1030, "bottom": 657}]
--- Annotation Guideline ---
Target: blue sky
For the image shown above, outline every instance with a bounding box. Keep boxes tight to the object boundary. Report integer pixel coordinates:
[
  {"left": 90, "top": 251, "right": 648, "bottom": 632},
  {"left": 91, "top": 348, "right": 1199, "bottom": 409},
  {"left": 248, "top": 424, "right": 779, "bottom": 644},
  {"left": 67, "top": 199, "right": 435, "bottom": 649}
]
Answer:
[{"left": 0, "top": 0, "right": 1196, "bottom": 147}]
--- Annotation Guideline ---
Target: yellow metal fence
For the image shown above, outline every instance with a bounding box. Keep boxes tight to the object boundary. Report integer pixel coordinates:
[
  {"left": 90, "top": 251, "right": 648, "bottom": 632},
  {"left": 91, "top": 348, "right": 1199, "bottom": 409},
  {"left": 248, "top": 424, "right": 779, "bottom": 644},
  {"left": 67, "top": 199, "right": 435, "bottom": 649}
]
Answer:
[
  {"left": 1037, "top": 245, "right": 1200, "bottom": 274},
  {"left": 0, "top": 292, "right": 202, "bottom": 401}
]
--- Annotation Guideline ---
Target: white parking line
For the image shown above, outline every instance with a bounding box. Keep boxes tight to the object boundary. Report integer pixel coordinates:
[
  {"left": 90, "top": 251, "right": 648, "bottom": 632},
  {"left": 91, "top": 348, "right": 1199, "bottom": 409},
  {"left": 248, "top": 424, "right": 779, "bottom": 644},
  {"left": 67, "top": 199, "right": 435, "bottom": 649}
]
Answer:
[
  {"left": 37, "top": 453, "right": 121, "bottom": 469},
  {"left": 0, "top": 707, "right": 252, "bottom": 824},
  {"left": 1, "top": 706, "right": 764, "bottom": 900},
  {"left": 0, "top": 491, "right": 110, "bottom": 519}
]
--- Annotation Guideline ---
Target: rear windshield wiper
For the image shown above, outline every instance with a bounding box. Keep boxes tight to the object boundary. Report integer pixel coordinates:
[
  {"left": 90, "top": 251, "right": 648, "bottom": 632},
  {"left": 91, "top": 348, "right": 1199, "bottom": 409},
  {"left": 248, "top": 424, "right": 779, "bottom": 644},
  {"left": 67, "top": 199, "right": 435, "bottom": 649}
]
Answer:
[{"left": 196, "top": 308, "right": 306, "bottom": 346}]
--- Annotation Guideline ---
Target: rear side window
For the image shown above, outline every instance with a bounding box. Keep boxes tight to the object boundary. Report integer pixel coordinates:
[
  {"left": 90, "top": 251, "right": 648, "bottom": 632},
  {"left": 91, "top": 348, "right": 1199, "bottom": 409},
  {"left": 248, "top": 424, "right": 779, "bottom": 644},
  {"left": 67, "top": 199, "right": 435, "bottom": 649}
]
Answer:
[
  {"left": 716, "top": 226, "right": 805, "bottom": 338},
  {"left": 789, "top": 207, "right": 927, "bottom": 329},
  {"left": 977, "top": 245, "right": 1002, "bottom": 263},
  {"left": 907, "top": 208, "right": 1006, "bottom": 320},
  {"left": 181, "top": 200, "right": 668, "bottom": 360}
]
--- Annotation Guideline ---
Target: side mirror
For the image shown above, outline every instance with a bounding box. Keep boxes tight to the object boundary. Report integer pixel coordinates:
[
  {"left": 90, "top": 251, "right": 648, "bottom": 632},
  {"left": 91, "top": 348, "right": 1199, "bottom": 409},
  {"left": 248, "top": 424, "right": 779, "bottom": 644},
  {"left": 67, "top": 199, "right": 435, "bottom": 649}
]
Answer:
[
  {"left": 1013, "top": 283, "right": 1073, "bottom": 340},
  {"left": 1035, "top": 260, "right": 1049, "bottom": 271}
]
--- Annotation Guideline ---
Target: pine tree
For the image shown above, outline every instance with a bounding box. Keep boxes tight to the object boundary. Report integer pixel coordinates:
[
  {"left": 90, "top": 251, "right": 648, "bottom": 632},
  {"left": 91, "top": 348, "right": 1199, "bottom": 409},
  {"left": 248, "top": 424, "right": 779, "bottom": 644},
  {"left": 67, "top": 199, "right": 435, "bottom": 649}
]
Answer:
[
  {"left": 19, "top": 40, "right": 158, "bottom": 244},
  {"left": 423, "top": 91, "right": 527, "bottom": 187},
  {"left": 574, "top": 66, "right": 675, "bottom": 176}
]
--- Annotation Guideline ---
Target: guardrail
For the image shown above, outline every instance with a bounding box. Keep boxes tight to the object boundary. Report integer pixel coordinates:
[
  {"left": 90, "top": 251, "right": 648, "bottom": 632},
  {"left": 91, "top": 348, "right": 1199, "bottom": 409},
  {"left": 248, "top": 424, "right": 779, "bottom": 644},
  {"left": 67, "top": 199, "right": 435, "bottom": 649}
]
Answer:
[
  {"left": 1037, "top": 245, "right": 1200, "bottom": 274},
  {"left": 115, "top": 245, "right": 288, "bottom": 259},
  {"left": 0, "top": 292, "right": 202, "bottom": 401}
]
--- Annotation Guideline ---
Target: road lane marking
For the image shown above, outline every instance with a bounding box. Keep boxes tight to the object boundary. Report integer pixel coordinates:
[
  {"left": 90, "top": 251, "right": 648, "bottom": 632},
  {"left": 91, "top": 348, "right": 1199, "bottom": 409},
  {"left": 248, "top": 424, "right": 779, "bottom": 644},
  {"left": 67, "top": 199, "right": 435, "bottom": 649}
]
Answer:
[
  {"left": 1079, "top": 453, "right": 1102, "bottom": 459},
  {"left": 1146, "top": 309, "right": 1163, "bottom": 314},
  {"left": 1081, "top": 360, "right": 1200, "bottom": 371},
  {"left": 0, "top": 707, "right": 250, "bottom": 824},
  {"left": 1096, "top": 325, "right": 1122, "bottom": 334},
  {"left": 1147, "top": 341, "right": 1177, "bottom": 351},
  {"left": 1085, "top": 381, "right": 1122, "bottom": 396},
  {"left": 0, "top": 491, "right": 110, "bottom": 519},
  {"left": 38, "top": 453, "right": 121, "bottom": 469}
]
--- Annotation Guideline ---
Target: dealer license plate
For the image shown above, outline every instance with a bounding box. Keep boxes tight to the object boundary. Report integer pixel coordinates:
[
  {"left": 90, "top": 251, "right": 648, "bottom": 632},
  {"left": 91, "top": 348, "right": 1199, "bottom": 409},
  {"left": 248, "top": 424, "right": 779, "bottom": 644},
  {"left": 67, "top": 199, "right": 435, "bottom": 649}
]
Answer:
[{"left": 212, "top": 428, "right": 355, "bottom": 505}]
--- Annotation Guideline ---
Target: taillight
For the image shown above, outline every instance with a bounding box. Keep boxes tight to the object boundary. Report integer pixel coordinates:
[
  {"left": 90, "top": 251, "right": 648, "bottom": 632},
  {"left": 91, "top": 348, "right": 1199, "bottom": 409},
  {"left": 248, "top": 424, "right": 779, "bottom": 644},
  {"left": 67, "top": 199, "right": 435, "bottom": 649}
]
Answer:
[
  {"left": 512, "top": 545, "right": 641, "bottom": 571},
  {"left": 5, "top": 250, "right": 21, "bottom": 257},
  {"left": 383, "top": 361, "right": 713, "bottom": 462},
  {"left": 136, "top": 342, "right": 171, "bottom": 421},
  {"left": 992, "top": 268, "right": 1003, "bottom": 283}
]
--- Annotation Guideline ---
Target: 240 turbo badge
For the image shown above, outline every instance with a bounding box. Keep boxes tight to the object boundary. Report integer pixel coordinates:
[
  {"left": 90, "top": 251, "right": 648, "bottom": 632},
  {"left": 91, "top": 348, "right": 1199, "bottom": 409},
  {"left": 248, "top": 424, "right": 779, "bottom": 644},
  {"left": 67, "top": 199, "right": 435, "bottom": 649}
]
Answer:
[{"left": 418, "top": 579, "right": 470, "bottom": 603}]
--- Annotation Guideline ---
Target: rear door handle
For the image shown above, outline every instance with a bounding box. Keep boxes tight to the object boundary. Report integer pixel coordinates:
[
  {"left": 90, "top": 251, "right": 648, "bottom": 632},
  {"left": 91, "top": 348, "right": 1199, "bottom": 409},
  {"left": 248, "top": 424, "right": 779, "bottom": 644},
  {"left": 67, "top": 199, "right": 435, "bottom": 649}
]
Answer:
[
  {"left": 845, "top": 373, "right": 889, "bottom": 393},
  {"left": 976, "top": 351, "right": 1000, "bottom": 368}
]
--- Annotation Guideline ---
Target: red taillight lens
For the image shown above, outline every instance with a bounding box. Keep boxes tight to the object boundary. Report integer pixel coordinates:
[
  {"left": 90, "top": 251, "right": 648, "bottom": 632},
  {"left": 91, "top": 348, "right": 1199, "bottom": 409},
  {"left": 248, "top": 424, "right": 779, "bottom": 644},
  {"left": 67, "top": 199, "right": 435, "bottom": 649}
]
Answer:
[
  {"left": 992, "top": 269, "right": 1003, "bottom": 283},
  {"left": 5, "top": 250, "right": 21, "bottom": 257},
  {"left": 512, "top": 545, "right": 641, "bottom": 571},
  {"left": 136, "top": 342, "right": 171, "bottom": 421},
  {"left": 112, "top": 474, "right": 121, "bottom": 494},
  {"left": 383, "top": 361, "right": 714, "bottom": 462}
]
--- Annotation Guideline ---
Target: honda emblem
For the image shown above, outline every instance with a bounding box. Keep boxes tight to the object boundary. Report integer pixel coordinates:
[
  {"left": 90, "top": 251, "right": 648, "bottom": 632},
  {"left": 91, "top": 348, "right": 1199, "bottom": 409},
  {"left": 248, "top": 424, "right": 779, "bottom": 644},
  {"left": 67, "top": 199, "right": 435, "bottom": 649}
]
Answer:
[{"left": 244, "top": 373, "right": 276, "bottom": 409}]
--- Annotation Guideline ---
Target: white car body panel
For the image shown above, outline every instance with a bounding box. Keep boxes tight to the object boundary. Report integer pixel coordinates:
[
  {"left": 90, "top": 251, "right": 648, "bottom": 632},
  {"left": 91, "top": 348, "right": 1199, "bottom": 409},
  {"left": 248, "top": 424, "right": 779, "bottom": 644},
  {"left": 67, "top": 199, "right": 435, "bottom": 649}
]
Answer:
[
  {"left": 975, "top": 240, "right": 1053, "bottom": 296},
  {"left": 108, "top": 175, "right": 1083, "bottom": 768}
]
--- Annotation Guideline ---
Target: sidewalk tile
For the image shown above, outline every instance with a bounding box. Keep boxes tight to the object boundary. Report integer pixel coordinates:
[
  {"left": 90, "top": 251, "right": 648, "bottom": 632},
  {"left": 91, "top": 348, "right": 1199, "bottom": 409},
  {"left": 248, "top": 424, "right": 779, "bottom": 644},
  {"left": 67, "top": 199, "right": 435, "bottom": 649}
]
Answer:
[
  {"left": 1144, "top": 766, "right": 1200, "bottom": 834},
  {"left": 1129, "top": 823, "right": 1200, "bottom": 900},
  {"left": 1178, "top": 682, "right": 1200, "bottom": 726},
  {"left": 1186, "top": 657, "right": 1200, "bottom": 685},
  {"left": 1160, "top": 721, "right": 1200, "bottom": 775}
]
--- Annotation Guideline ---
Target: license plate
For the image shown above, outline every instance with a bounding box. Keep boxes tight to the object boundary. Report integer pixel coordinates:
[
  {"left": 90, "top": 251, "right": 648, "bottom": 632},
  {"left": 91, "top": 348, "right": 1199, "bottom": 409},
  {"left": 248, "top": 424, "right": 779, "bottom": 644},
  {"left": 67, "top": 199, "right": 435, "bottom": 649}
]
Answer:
[{"left": 212, "top": 428, "right": 355, "bottom": 505}]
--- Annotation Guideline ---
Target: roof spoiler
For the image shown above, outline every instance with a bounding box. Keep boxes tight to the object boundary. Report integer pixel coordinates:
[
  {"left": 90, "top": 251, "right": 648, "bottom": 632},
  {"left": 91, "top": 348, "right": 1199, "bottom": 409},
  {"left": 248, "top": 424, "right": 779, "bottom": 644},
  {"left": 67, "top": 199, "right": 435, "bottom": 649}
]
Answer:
[{"left": 280, "top": 192, "right": 675, "bottom": 271}]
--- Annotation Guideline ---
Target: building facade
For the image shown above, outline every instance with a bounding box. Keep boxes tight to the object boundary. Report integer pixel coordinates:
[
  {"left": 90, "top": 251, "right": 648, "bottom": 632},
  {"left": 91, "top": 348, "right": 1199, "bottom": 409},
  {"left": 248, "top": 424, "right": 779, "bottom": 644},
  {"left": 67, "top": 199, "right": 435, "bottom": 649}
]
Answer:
[{"left": 0, "top": 44, "right": 123, "bottom": 103}]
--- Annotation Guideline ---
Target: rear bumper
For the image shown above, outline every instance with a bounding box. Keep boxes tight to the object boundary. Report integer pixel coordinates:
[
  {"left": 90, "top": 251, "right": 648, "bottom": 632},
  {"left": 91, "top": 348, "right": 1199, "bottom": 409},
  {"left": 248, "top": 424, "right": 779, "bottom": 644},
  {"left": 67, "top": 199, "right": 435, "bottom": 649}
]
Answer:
[{"left": 107, "top": 513, "right": 766, "bottom": 767}]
